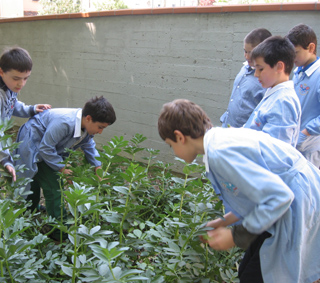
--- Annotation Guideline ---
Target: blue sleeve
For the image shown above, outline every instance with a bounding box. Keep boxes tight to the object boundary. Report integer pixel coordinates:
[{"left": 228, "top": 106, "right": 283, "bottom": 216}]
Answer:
[
  {"left": 209, "top": 149, "right": 294, "bottom": 234},
  {"left": 262, "top": 98, "right": 300, "bottom": 146},
  {"left": 80, "top": 138, "right": 101, "bottom": 167},
  {"left": 305, "top": 84, "right": 320, "bottom": 135},
  {"left": 13, "top": 100, "right": 36, "bottom": 118},
  {"left": 0, "top": 148, "right": 13, "bottom": 167}
]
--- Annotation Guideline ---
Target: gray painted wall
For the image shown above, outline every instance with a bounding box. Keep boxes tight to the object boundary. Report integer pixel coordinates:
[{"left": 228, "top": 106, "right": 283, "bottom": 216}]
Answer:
[{"left": 0, "top": 11, "right": 319, "bottom": 170}]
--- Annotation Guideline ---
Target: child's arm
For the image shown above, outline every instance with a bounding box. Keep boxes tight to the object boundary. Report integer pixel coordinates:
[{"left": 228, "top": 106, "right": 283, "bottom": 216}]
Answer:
[
  {"left": 211, "top": 147, "right": 295, "bottom": 236},
  {"left": 298, "top": 85, "right": 320, "bottom": 142},
  {"left": 80, "top": 140, "right": 102, "bottom": 168},
  {"left": 206, "top": 212, "right": 239, "bottom": 228},
  {"left": 13, "top": 101, "right": 51, "bottom": 118}
]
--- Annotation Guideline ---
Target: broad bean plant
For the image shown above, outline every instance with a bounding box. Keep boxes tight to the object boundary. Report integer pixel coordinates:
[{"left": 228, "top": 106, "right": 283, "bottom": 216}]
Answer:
[{"left": 0, "top": 122, "right": 242, "bottom": 283}]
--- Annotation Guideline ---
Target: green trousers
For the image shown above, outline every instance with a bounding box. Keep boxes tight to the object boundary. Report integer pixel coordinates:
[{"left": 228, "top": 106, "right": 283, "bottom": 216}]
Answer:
[{"left": 27, "top": 161, "right": 66, "bottom": 220}]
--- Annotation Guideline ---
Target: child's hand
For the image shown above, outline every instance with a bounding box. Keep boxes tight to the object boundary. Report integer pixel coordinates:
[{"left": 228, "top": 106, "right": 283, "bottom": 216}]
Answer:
[
  {"left": 59, "top": 167, "right": 73, "bottom": 184},
  {"left": 206, "top": 218, "right": 223, "bottom": 228},
  {"left": 5, "top": 165, "right": 16, "bottom": 182},
  {"left": 36, "top": 104, "right": 52, "bottom": 112},
  {"left": 205, "top": 227, "right": 235, "bottom": 251}
]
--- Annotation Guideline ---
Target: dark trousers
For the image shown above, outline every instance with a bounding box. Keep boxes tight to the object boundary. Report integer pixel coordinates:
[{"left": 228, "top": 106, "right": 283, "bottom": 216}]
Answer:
[
  {"left": 27, "top": 161, "right": 66, "bottom": 220},
  {"left": 238, "top": 231, "right": 271, "bottom": 283}
]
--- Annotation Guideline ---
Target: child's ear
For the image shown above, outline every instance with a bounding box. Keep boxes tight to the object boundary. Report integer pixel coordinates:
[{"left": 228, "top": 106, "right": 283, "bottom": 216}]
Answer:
[
  {"left": 276, "top": 61, "right": 285, "bottom": 72},
  {"left": 85, "top": 115, "right": 93, "bottom": 122},
  {"left": 173, "top": 130, "right": 186, "bottom": 143},
  {"left": 0, "top": 68, "right": 4, "bottom": 77},
  {"left": 308, "top": 43, "right": 316, "bottom": 54}
]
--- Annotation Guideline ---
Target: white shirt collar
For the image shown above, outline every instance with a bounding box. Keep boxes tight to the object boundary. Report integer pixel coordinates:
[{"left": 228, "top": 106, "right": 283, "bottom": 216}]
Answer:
[
  {"left": 74, "top": 109, "right": 82, "bottom": 138},
  {"left": 294, "top": 59, "right": 320, "bottom": 77},
  {"left": 203, "top": 130, "right": 211, "bottom": 173},
  {"left": 263, "top": 80, "right": 294, "bottom": 99},
  {"left": 305, "top": 59, "right": 320, "bottom": 76}
]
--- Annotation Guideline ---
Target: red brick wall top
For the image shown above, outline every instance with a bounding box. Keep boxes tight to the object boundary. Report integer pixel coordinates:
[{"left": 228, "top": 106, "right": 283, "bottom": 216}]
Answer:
[{"left": 0, "top": 3, "right": 319, "bottom": 23}]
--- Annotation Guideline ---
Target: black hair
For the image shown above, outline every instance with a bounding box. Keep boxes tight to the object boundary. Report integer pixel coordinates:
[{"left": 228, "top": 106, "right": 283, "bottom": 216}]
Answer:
[
  {"left": 82, "top": 96, "right": 116, "bottom": 125},
  {"left": 251, "top": 36, "right": 295, "bottom": 75},
  {"left": 0, "top": 47, "right": 33, "bottom": 73}
]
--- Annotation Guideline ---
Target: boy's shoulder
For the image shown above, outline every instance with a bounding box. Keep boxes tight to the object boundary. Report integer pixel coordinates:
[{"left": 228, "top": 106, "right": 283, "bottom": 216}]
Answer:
[
  {"left": 294, "top": 59, "right": 320, "bottom": 78},
  {"left": 266, "top": 81, "right": 299, "bottom": 103}
]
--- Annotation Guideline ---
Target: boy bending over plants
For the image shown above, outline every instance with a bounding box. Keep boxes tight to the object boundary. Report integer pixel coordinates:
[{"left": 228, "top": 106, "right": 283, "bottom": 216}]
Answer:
[
  {"left": 15, "top": 96, "right": 116, "bottom": 240},
  {"left": 158, "top": 99, "right": 320, "bottom": 283}
]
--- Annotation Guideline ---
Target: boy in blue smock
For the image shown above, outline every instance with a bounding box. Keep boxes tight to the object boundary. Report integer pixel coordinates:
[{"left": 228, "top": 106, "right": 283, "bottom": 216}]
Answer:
[
  {"left": 220, "top": 28, "right": 271, "bottom": 128},
  {"left": 286, "top": 23, "right": 320, "bottom": 167},
  {"left": 244, "top": 36, "right": 301, "bottom": 147},
  {"left": 15, "top": 96, "right": 116, "bottom": 240},
  {"left": 158, "top": 99, "right": 320, "bottom": 283},
  {"left": 0, "top": 47, "right": 51, "bottom": 181}
]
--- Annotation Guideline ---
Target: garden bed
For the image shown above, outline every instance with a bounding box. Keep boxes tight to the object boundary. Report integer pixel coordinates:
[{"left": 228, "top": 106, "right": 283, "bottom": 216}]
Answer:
[{"left": 1, "top": 122, "right": 242, "bottom": 282}]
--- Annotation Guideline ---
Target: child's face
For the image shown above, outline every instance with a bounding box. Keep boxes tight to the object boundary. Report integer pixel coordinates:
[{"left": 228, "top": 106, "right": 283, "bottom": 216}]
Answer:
[
  {"left": 0, "top": 68, "right": 31, "bottom": 93},
  {"left": 165, "top": 136, "right": 197, "bottom": 164},
  {"left": 253, "top": 57, "right": 279, "bottom": 88},
  {"left": 243, "top": 42, "right": 255, "bottom": 67},
  {"left": 293, "top": 44, "right": 315, "bottom": 67},
  {"left": 84, "top": 116, "right": 109, "bottom": 135}
]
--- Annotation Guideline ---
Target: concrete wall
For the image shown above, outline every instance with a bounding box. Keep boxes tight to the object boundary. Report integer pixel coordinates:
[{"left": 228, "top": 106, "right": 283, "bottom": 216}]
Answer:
[{"left": 0, "top": 8, "right": 319, "bottom": 170}]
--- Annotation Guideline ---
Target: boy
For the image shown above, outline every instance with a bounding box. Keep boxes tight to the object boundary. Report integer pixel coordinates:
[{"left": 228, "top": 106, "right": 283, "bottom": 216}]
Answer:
[
  {"left": 15, "top": 96, "right": 116, "bottom": 239},
  {"left": 286, "top": 23, "right": 320, "bottom": 167},
  {"left": 0, "top": 47, "right": 51, "bottom": 181},
  {"left": 220, "top": 28, "right": 271, "bottom": 128},
  {"left": 158, "top": 99, "right": 320, "bottom": 283},
  {"left": 244, "top": 36, "right": 301, "bottom": 147}
]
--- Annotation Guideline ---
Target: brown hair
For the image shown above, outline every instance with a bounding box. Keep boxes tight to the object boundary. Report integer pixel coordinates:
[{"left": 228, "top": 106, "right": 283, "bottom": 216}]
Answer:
[
  {"left": 286, "top": 23, "right": 317, "bottom": 55},
  {"left": 158, "top": 99, "right": 212, "bottom": 142},
  {"left": 244, "top": 28, "right": 272, "bottom": 47},
  {"left": 0, "top": 47, "right": 33, "bottom": 73}
]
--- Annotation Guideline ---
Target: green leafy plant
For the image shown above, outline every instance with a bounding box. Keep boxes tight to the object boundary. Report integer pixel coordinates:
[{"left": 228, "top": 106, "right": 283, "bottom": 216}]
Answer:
[{"left": 0, "top": 120, "right": 243, "bottom": 282}]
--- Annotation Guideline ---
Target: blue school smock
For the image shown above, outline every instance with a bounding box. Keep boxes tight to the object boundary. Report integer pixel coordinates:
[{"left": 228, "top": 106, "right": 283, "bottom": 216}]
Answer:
[
  {"left": 293, "top": 59, "right": 320, "bottom": 167},
  {"left": 220, "top": 63, "right": 265, "bottom": 128},
  {"left": 0, "top": 78, "right": 37, "bottom": 167},
  {"left": 203, "top": 127, "right": 320, "bottom": 283},
  {"left": 15, "top": 108, "right": 101, "bottom": 192},
  {"left": 244, "top": 80, "right": 301, "bottom": 147}
]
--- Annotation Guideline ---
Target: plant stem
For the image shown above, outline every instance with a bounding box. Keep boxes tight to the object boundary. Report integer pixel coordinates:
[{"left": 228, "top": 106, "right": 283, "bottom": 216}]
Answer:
[
  {"left": 174, "top": 174, "right": 188, "bottom": 239},
  {"left": 72, "top": 205, "right": 78, "bottom": 283},
  {"left": 0, "top": 261, "right": 3, "bottom": 277},
  {"left": 59, "top": 178, "right": 65, "bottom": 244},
  {"left": 119, "top": 182, "right": 132, "bottom": 245},
  {"left": 5, "top": 260, "right": 14, "bottom": 283}
]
